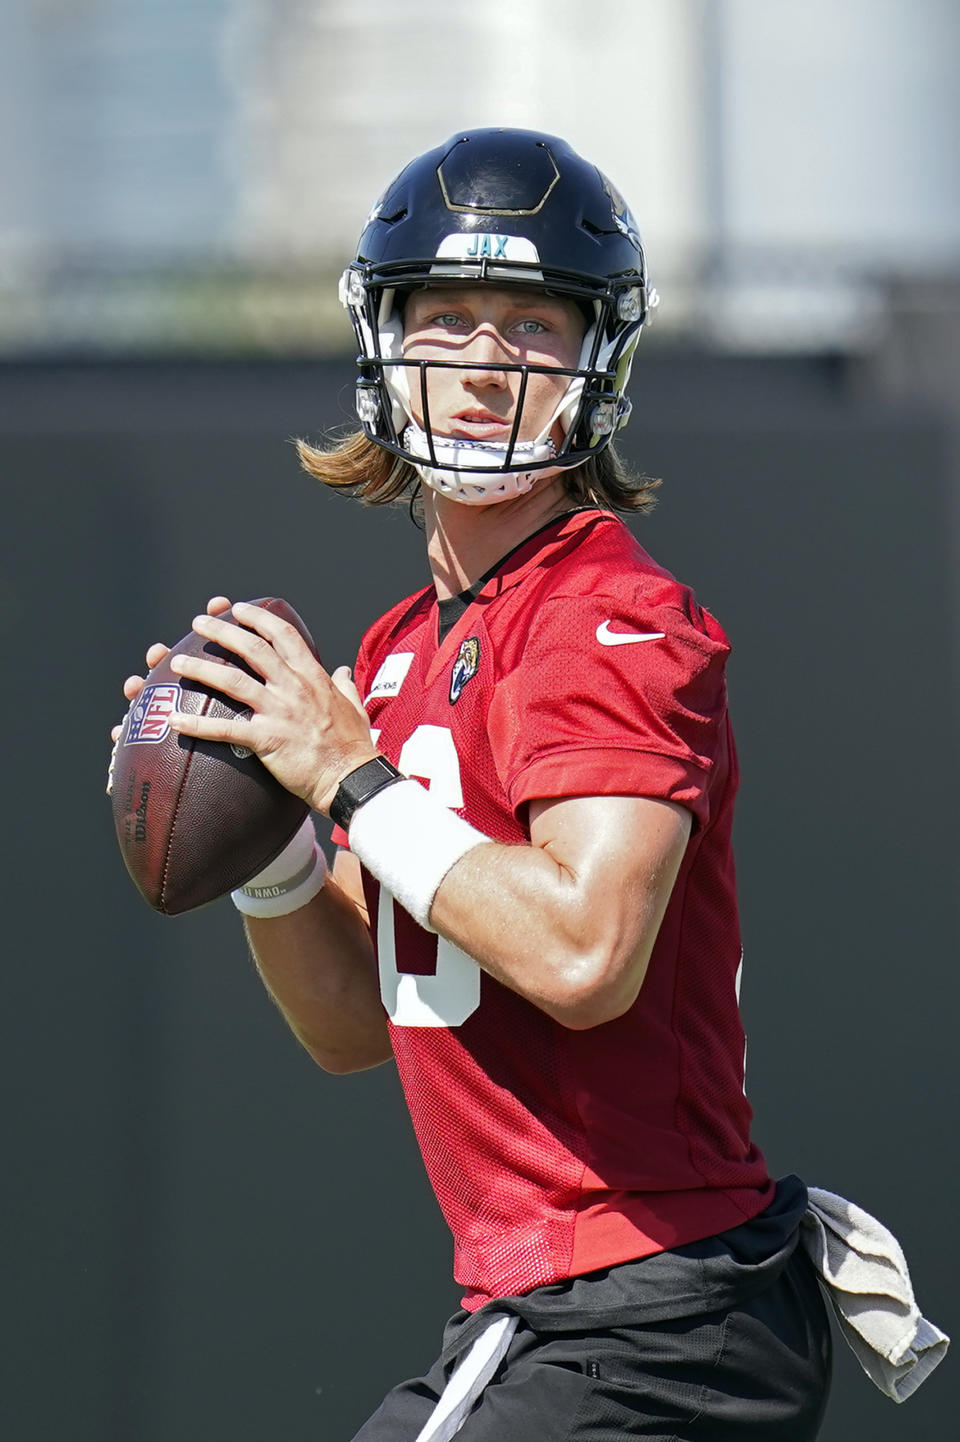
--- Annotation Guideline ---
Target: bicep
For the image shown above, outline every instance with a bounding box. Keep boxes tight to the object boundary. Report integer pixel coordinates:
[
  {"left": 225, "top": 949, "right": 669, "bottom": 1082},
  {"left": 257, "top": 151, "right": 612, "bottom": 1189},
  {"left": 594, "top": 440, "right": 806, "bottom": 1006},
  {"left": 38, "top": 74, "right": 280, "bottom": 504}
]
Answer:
[
  {"left": 530, "top": 792, "right": 691, "bottom": 875},
  {"left": 529, "top": 792, "right": 692, "bottom": 970}
]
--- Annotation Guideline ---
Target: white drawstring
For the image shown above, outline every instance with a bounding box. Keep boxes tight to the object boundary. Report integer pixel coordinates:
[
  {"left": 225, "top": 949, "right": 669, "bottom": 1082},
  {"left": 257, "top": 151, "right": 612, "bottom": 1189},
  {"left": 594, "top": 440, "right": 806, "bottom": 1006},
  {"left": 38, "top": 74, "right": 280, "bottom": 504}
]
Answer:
[{"left": 413, "top": 1313, "right": 519, "bottom": 1442}]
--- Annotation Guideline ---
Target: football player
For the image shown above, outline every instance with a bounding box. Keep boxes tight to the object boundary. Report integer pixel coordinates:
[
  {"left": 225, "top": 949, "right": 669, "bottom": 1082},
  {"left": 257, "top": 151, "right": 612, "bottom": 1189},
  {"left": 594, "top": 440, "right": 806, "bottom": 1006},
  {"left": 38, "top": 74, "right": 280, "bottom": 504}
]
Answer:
[{"left": 117, "top": 130, "right": 833, "bottom": 1439}]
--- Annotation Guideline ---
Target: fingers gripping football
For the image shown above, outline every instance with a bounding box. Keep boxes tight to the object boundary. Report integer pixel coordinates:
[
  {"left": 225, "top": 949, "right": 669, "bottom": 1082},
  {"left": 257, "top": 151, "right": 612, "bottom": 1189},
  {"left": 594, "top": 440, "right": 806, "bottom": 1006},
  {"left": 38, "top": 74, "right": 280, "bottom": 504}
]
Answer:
[
  {"left": 110, "top": 597, "right": 232, "bottom": 744},
  {"left": 168, "top": 602, "right": 378, "bottom": 814}
]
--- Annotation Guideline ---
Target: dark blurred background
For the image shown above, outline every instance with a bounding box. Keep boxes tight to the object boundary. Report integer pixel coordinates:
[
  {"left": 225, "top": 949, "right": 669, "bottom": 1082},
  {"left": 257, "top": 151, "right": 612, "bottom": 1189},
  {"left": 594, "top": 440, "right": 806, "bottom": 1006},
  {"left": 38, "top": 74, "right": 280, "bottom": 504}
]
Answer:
[{"left": 2, "top": 3, "right": 958, "bottom": 1439}]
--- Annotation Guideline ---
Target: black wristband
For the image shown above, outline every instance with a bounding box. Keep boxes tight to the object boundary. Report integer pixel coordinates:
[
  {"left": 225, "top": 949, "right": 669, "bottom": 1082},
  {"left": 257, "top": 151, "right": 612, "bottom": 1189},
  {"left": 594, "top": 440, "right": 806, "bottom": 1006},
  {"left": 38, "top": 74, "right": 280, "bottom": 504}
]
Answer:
[{"left": 329, "top": 756, "right": 404, "bottom": 832}]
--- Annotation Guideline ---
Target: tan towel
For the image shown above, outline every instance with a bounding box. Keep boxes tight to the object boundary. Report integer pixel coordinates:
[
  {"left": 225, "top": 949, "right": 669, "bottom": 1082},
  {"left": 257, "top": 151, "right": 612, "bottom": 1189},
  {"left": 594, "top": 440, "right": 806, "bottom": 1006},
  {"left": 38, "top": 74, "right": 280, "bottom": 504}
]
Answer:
[{"left": 802, "top": 1187, "right": 949, "bottom": 1401}]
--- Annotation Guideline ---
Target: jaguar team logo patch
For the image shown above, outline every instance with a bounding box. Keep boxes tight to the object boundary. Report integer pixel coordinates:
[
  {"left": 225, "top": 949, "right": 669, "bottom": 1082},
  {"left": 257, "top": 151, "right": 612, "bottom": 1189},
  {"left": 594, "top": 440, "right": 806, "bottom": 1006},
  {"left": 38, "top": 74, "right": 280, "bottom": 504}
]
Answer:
[{"left": 449, "top": 637, "right": 480, "bottom": 705}]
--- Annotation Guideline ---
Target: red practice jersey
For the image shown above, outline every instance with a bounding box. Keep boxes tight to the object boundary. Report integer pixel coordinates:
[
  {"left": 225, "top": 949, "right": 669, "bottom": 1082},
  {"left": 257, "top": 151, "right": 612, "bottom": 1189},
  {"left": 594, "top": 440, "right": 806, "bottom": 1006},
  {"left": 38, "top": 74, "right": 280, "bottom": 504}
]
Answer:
[{"left": 338, "top": 510, "right": 772, "bottom": 1309}]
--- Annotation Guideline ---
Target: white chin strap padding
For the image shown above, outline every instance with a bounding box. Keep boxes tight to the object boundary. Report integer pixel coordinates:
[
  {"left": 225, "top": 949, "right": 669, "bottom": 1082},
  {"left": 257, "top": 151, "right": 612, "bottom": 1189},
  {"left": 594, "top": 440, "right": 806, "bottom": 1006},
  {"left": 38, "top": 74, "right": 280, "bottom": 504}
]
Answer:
[{"left": 402, "top": 423, "right": 561, "bottom": 506}]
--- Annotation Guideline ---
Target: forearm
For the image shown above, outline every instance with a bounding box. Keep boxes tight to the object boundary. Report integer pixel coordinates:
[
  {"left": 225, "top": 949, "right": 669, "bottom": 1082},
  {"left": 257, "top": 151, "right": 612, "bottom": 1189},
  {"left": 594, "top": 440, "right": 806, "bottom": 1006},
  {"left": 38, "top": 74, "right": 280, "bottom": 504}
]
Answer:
[{"left": 244, "top": 877, "right": 391, "bottom": 1073}]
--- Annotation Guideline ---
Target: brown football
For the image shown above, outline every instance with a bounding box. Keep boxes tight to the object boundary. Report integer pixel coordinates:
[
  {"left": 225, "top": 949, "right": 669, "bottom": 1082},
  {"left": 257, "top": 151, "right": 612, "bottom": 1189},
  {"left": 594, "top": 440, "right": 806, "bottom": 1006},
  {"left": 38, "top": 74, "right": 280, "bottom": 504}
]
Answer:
[{"left": 110, "top": 597, "right": 316, "bottom": 915}]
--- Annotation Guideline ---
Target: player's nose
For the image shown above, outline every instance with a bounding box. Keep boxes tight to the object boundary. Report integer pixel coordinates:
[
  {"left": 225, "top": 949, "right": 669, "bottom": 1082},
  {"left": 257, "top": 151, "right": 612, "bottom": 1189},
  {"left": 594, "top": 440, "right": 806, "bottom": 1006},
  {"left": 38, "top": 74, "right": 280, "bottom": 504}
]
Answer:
[{"left": 459, "top": 327, "right": 510, "bottom": 388}]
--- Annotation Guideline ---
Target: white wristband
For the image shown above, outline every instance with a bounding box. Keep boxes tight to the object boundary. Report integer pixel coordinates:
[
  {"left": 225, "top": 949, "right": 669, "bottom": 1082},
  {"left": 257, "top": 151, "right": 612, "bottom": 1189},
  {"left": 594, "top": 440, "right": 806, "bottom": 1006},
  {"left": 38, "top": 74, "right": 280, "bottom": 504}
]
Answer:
[
  {"left": 231, "top": 815, "right": 328, "bottom": 918},
  {"left": 348, "top": 778, "right": 488, "bottom": 930}
]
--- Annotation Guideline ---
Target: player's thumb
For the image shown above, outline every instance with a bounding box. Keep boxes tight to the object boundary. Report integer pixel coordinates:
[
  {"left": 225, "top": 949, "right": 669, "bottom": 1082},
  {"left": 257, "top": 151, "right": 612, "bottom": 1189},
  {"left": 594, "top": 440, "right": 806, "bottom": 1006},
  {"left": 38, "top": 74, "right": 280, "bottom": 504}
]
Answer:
[{"left": 331, "top": 666, "right": 366, "bottom": 718}]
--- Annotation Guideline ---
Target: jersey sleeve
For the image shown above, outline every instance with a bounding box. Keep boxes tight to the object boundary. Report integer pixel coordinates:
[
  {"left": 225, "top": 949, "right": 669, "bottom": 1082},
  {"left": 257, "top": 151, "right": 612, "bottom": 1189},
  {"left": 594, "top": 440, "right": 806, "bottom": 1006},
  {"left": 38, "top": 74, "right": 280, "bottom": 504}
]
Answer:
[{"left": 486, "top": 591, "right": 729, "bottom": 827}]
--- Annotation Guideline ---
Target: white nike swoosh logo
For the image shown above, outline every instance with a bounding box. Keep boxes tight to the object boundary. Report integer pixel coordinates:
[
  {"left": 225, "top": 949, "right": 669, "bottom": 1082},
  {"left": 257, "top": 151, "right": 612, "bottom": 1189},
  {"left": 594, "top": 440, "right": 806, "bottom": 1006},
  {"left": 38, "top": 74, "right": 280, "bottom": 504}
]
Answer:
[{"left": 596, "top": 620, "right": 665, "bottom": 646}]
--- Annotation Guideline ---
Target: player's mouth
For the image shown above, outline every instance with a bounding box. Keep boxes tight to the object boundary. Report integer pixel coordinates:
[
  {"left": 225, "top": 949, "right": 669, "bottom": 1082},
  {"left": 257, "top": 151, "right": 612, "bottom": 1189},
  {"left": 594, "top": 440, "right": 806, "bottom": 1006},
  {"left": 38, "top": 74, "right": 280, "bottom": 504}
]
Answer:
[{"left": 448, "top": 408, "right": 514, "bottom": 441}]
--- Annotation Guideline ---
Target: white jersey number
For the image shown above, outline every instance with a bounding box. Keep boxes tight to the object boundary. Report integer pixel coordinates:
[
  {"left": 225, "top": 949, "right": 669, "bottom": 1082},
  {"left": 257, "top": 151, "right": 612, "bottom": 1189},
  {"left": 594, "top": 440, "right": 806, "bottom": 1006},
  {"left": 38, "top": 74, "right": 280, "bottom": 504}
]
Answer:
[{"left": 377, "top": 725, "right": 482, "bottom": 1028}]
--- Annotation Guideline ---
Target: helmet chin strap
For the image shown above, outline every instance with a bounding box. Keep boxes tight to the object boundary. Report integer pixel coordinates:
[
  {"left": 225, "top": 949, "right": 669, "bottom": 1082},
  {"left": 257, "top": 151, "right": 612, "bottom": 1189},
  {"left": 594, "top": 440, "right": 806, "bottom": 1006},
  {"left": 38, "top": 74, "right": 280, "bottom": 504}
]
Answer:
[{"left": 402, "top": 423, "right": 565, "bottom": 507}]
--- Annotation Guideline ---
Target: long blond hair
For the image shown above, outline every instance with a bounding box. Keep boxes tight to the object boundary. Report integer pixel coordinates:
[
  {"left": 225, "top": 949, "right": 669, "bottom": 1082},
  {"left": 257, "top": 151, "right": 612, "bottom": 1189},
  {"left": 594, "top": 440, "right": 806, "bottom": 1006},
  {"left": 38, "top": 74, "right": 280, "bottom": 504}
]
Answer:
[{"left": 297, "top": 430, "right": 659, "bottom": 514}]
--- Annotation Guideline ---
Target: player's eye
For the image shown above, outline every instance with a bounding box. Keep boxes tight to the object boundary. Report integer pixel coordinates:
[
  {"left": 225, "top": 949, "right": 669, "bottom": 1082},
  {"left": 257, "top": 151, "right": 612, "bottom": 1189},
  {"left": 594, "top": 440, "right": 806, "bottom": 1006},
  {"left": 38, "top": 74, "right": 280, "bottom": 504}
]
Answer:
[
  {"left": 429, "top": 312, "right": 467, "bottom": 329},
  {"left": 513, "top": 318, "right": 549, "bottom": 336}
]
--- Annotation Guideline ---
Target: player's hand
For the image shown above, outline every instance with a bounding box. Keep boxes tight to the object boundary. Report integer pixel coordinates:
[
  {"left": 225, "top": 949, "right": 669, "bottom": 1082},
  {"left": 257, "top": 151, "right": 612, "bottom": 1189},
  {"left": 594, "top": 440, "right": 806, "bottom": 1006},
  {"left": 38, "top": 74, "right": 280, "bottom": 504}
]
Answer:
[
  {"left": 164, "top": 602, "right": 378, "bottom": 816},
  {"left": 109, "top": 596, "right": 232, "bottom": 742}
]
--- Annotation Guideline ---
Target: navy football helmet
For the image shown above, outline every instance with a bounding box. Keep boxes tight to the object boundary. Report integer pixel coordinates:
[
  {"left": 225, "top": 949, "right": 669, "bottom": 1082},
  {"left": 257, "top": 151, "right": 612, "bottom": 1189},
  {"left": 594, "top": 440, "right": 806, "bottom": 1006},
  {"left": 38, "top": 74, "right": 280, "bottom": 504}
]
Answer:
[{"left": 339, "top": 128, "right": 656, "bottom": 505}]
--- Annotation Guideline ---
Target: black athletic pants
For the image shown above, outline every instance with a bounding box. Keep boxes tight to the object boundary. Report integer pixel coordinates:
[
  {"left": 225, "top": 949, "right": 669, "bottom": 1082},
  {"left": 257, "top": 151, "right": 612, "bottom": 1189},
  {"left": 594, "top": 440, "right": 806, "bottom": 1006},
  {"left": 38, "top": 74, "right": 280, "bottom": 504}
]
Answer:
[{"left": 351, "top": 1247, "right": 832, "bottom": 1441}]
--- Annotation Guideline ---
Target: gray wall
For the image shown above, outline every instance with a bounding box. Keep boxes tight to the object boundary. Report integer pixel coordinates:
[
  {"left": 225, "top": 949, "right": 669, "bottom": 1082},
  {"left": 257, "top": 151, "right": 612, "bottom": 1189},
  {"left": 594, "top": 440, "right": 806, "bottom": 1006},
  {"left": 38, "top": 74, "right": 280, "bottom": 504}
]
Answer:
[{"left": 2, "top": 355, "right": 956, "bottom": 1440}]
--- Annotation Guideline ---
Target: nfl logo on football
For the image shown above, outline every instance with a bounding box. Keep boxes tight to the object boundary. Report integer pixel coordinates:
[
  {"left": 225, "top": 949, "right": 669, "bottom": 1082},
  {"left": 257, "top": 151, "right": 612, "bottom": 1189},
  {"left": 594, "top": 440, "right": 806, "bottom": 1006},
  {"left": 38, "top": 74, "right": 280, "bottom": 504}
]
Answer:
[{"left": 125, "top": 683, "right": 181, "bottom": 744}]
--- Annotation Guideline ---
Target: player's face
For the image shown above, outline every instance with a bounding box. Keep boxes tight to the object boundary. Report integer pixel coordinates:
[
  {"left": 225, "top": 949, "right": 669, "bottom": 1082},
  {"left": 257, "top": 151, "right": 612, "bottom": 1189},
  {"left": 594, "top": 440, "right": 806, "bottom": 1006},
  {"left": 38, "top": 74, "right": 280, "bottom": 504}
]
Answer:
[{"left": 402, "top": 286, "right": 585, "bottom": 448}]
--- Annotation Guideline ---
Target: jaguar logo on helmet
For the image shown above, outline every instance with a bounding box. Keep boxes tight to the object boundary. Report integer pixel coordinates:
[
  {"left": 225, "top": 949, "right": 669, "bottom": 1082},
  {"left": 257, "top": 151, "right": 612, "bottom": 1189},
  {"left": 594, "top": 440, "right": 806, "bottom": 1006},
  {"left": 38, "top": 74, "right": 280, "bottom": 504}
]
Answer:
[{"left": 601, "top": 175, "right": 644, "bottom": 254}]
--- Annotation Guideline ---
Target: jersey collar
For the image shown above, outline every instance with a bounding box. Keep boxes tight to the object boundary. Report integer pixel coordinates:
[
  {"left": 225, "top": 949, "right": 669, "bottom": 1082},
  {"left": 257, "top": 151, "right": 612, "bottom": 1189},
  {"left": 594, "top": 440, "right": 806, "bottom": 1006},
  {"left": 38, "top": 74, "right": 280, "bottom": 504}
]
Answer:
[{"left": 467, "top": 507, "right": 615, "bottom": 603}]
